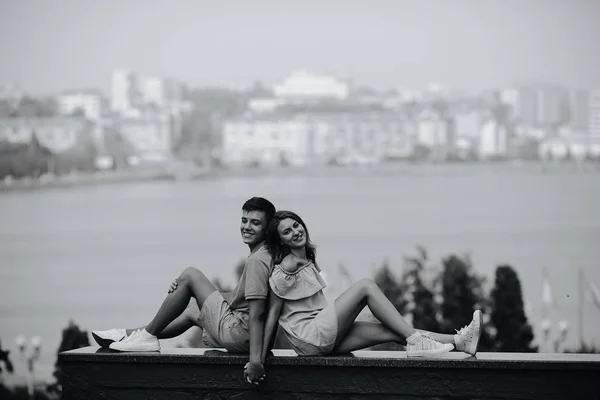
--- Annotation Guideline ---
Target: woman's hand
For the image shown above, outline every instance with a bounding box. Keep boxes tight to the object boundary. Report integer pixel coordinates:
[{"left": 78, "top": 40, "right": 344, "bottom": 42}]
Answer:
[
  {"left": 167, "top": 279, "right": 178, "bottom": 294},
  {"left": 243, "top": 361, "right": 266, "bottom": 386}
]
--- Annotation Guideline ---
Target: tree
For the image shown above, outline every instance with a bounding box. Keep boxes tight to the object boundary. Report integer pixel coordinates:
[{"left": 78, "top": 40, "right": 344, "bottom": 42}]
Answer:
[
  {"left": 401, "top": 247, "right": 441, "bottom": 332},
  {"left": 25, "top": 134, "right": 51, "bottom": 177},
  {"left": 371, "top": 260, "right": 406, "bottom": 351},
  {"left": 439, "top": 254, "right": 483, "bottom": 331},
  {"left": 490, "top": 265, "right": 537, "bottom": 352},
  {"left": 48, "top": 321, "right": 90, "bottom": 395},
  {"left": 0, "top": 99, "right": 13, "bottom": 117},
  {"left": 0, "top": 338, "right": 14, "bottom": 374},
  {"left": 373, "top": 259, "right": 404, "bottom": 313},
  {"left": 439, "top": 254, "right": 496, "bottom": 350},
  {"left": 563, "top": 343, "right": 600, "bottom": 354}
]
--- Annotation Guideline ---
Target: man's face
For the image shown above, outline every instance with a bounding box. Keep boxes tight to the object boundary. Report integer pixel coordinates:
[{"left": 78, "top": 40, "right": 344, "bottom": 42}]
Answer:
[{"left": 240, "top": 210, "right": 268, "bottom": 248}]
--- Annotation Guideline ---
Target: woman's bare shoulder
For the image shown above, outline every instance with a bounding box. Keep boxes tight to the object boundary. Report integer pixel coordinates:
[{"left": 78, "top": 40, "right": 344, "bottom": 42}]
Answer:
[{"left": 279, "top": 254, "right": 307, "bottom": 273}]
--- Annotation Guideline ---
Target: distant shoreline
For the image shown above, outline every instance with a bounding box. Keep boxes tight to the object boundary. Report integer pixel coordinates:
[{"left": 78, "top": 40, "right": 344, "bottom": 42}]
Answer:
[{"left": 1, "top": 161, "right": 598, "bottom": 193}]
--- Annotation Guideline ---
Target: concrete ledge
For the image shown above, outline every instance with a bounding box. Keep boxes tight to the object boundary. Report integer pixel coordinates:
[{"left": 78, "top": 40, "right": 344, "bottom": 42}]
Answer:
[{"left": 59, "top": 347, "right": 600, "bottom": 399}]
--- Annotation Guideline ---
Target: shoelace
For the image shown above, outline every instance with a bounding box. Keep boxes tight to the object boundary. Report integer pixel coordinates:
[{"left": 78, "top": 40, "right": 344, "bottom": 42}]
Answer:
[
  {"left": 421, "top": 335, "right": 443, "bottom": 350},
  {"left": 456, "top": 319, "right": 476, "bottom": 336},
  {"left": 122, "top": 330, "right": 141, "bottom": 343}
]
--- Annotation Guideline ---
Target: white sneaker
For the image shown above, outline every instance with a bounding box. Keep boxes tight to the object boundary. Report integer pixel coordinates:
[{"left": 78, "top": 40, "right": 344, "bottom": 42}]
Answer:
[
  {"left": 406, "top": 332, "right": 454, "bottom": 357},
  {"left": 109, "top": 329, "right": 160, "bottom": 352},
  {"left": 92, "top": 328, "right": 127, "bottom": 348},
  {"left": 454, "top": 310, "right": 483, "bottom": 355}
]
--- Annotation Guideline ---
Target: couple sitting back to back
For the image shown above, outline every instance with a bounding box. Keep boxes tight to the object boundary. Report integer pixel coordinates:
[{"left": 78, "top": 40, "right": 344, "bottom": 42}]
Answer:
[{"left": 93, "top": 197, "right": 482, "bottom": 384}]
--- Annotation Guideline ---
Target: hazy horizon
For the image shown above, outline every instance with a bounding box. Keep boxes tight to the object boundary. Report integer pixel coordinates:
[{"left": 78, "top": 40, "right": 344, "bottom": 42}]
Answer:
[{"left": 1, "top": 0, "right": 600, "bottom": 95}]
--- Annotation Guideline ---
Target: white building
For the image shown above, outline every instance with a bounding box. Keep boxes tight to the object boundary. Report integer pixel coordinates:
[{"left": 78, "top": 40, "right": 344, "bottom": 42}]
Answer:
[
  {"left": 416, "top": 109, "right": 453, "bottom": 149},
  {"left": 111, "top": 70, "right": 139, "bottom": 112},
  {"left": 590, "top": 89, "right": 600, "bottom": 136},
  {"left": 0, "top": 117, "right": 91, "bottom": 153},
  {"left": 58, "top": 90, "right": 105, "bottom": 120},
  {"left": 569, "top": 89, "right": 590, "bottom": 131},
  {"left": 248, "top": 98, "right": 283, "bottom": 114},
  {"left": 115, "top": 112, "right": 173, "bottom": 162},
  {"left": 539, "top": 135, "right": 600, "bottom": 161},
  {"left": 478, "top": 119, "right": 508, "bottom": 159},
  {"left": 220, "top": 112, "right": 414, "bottom": 167},
  {"left": 273, "top": 70, "right": 349, "bottom": 101},
  {"left": 502, "top": 85, "right": 569, "bottom": 126},
  {"left": 141, "top": 77, "right": 183, "bottom": 107},
  {"left": 222, "top": 117, "right": 310, "bottom": 166}
]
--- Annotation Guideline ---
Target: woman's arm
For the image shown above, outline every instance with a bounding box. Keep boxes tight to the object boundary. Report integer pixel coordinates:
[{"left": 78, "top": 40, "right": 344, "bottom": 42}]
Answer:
[{"left": 261, "top": 292, "right": 284, "bottom": 363}]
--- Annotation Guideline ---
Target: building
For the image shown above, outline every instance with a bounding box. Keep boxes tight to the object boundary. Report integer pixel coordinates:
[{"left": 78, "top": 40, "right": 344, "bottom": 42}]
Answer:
[
  {"left": 536, "top": 85, "right": 568, "bottom": 126},
  {"left": 57, "top": 90, "right": 106, "bottom": 120},
  {"left": 502, "top": 85, "right": 569, "bottom": 127},
  {"left": 415, "top": 109, "right": 454, "bottom": 160},
  {"left": 141, "top": 77, "right": 183, "bottom": 108},
  {"left": 114, "top": 110, "right": 174, "bottom": 163},
  {"left": 539, "top": 134, "right": 600, "bottom": 161},
  {"left": 220, "top": 112, "right": 414, "bottom": 167},
  {"left": 221, "top": 116, "right": 310, "bottom": 166},
  {"left": 478, "top": 119, "right": 508, "bottom": 159},
  {"left": 569, "top": 89, "right": 590, "bottom": 131},
  {"left": 590, "top": 89, "right": 600, "bottom": 136},
  {"left": 0, "top": 117, "right": 95, "bottom": 155},
  {"left": 111, "top": 70, "right": 139, "bottom": 112},
  {"left": 273, "top": 70, "right": 349, "bottom": 102}
]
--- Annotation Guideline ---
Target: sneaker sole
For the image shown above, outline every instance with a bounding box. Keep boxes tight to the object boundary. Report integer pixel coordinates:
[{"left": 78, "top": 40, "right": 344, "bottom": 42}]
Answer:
[
  {"left": 109, "top": 343, "right": 160, "bottom": 352},
  {"left": 92, "top": 332, "right": 118, "bottom": 348},
  {"left": 407, "top": 344, "right": 454, "bottom": 358},
  {"left": 468, "top": 310, "right": 483, "bottom": 355}
]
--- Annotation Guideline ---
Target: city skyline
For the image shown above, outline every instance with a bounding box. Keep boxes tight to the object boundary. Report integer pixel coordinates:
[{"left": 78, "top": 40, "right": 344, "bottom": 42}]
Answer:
[{"left": 1, "top": 0, "right": 600, "bottom": 95}]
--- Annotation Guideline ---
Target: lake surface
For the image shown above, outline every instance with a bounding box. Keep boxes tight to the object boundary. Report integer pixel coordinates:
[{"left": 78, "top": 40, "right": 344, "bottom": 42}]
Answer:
[{"left": 1, "top": 163, "right": 599, "bottom": 381}]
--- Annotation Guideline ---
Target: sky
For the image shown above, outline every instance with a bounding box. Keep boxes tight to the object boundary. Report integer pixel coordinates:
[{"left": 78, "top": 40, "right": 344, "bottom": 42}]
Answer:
[{"left": 1, "top": 0, "right": 599, "bottom": 95}]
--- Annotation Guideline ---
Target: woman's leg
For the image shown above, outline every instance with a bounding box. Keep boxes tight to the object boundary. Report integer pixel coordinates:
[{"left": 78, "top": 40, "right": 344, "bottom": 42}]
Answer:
[
  {"left": 416, "top": 330, "right": 455, "bottom": 345},
  {"left": 144, "top": 267, "right": 217, "bottom": 336},
  {"left": 332, "top": 322, "right": 403, "bottom": 354},
  {"left": 333, "top": 278, "right": 415, "bottom": 347}
]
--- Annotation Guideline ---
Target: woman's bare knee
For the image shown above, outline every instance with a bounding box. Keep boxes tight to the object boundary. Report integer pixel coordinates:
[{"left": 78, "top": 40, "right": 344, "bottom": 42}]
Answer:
[{"left": 357, "top": 278, "right": 377, "bottom": 296}]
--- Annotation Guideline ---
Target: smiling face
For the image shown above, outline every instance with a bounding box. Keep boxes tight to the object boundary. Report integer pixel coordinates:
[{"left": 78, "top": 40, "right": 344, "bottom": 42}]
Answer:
[
  {"left": 240, "top": 210, "right": 268, "bottom": 249},
  {"left": 276, "top": 217, "right": 307, "bottom": 250}
]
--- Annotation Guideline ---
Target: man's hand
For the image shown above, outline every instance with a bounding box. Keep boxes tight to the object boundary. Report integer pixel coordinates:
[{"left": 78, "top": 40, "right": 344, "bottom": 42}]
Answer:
[
  {"left": 167, "top": 279, "right": 178, "bottom": 294},
  {"left": 243, "top": 361, "right": 265, "bottom": 386}
]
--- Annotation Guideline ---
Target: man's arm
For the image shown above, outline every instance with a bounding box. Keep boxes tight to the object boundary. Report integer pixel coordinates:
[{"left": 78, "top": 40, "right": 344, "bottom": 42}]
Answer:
[
  {"left": 244, "top": 298, "right": 267, "bottom": 383},
  {"left": 261, "top": 293, "right": 283, "bottom": 363}
]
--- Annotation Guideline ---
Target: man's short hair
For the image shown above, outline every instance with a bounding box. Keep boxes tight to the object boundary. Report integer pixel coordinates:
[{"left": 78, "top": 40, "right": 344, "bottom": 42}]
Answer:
[{"left": 242, "top": 197, "right": 276, "bottom": 223}]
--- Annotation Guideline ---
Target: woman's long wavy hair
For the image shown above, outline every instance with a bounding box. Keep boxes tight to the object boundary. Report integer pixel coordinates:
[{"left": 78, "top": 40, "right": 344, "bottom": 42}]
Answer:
[{"left": 266, "top": 210, "right": 317, "bottom": 266}]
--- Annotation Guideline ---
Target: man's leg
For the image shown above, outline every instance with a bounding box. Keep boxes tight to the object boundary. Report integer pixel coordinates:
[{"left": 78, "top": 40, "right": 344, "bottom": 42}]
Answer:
[
  {"left": 144, "top": 267, "right": 217, "bottom": 336},
  {"left": 110, "top": 267, "right": 218, "bottom": 351},
  {"left": 154, "top": 301, "right": 200, "bottom": 339},
  {"left": 116, "top": 309, "right": 196, "bottom": 339}
]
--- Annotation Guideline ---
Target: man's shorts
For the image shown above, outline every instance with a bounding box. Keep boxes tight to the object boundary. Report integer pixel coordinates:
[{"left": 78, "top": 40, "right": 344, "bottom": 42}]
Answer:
[{"left": 197, "top": 291, "right": 250, "bottom": 353}]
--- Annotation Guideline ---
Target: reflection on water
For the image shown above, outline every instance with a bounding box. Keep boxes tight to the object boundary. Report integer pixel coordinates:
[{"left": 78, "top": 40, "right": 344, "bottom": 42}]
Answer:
[{"left": 1, "top": 164, "right": 599, "bottom": 380}]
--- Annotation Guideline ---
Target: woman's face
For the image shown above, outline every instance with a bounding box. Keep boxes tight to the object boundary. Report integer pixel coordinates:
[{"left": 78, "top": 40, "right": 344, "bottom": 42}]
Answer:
[{"left": 277, "top": 217, "right": 307, "bottom": 250}]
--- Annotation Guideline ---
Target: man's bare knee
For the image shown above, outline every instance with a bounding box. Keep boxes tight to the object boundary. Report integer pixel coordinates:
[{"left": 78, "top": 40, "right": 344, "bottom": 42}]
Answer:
[{"left": 179, "top": 267, "right": 208, "bottom": 285}]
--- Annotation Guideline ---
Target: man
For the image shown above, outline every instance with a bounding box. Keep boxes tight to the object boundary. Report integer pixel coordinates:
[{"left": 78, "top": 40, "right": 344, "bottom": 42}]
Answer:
[{"left": 92, "top": 197, "right": 276, "bottom": 384}]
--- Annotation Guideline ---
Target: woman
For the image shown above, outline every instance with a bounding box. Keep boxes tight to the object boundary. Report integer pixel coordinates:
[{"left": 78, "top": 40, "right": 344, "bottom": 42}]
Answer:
[{"left": 260, "top": 210, "right": 482, "bottom": 359}]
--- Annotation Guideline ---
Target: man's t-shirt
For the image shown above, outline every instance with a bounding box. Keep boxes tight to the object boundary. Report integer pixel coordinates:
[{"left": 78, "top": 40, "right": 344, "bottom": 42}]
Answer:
[{"left": 229, "top": 246, "right": 273, "bottom": 314}]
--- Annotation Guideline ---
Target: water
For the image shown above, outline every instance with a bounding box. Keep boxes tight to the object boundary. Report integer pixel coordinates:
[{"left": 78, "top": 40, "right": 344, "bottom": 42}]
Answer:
[{"left": 1, "top": 164, "right": 599, "bottom": 381}]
